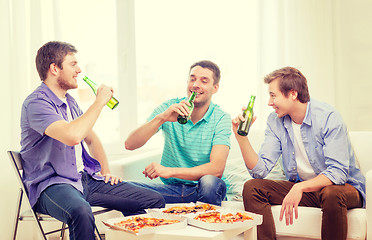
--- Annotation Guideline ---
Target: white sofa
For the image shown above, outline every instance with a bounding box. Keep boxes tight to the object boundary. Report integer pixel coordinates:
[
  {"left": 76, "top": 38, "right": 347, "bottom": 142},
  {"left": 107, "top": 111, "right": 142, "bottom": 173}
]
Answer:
[{"left": 110, "top": 130, "right": 372, "bottom": 240}]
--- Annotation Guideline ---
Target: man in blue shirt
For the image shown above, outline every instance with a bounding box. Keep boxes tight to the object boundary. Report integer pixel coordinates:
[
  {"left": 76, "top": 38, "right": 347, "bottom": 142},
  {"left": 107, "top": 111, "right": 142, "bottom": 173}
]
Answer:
[
  {"left": 125, "top": 60, "right": 231, "bottom": 206},
  {"left": 20, "top": 41, "right": 165, "bottom": 240},
  {"left": 232, "top": 67, "right": 365, "bottom": 240}
]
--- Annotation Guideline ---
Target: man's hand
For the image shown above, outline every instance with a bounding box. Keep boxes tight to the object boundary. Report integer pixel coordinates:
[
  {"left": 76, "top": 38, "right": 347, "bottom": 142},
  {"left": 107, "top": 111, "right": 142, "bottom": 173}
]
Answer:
[
  {"left": 97, "top": 172, "right": 123, "bottom": 185},
  {"left": 95, "top": 84, "right": 114, "bottom": 107},
  {"left": 159, "top": 100, "right": 191, "bottom": 122},
  {"left": 232, "top": 107, "right": 257, "bottom": 136},
  {"left": 143, "top": 162, "right": 173, "bottom": 179},
  {"left": 279, "top": 184, "right": 303, "bottom": 225}
]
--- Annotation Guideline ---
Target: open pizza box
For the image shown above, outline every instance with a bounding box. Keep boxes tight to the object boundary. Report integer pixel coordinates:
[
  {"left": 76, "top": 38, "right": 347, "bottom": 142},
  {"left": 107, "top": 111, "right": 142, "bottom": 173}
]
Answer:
[
  {"left": 103, "top": 213, "right": 187, "bottom": 235},
  {"left": 186, "top": 208, "right": 263, "bottom": 231}
]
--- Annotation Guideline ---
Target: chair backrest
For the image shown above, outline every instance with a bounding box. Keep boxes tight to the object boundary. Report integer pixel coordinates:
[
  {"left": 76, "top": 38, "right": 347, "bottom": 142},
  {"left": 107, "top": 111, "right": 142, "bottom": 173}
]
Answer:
[{"left": 7, "top": 151, "right": 27, "bottom": 193}]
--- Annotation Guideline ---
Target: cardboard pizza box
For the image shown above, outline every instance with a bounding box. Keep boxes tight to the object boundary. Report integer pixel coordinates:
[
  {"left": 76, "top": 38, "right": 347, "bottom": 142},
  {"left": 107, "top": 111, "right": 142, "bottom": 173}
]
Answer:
[
  {"left": 186, "top": 208, "right": 263, "bottom": 231},
  {"left": 103, "top": 213, "right": 187, "bottom": 236}
]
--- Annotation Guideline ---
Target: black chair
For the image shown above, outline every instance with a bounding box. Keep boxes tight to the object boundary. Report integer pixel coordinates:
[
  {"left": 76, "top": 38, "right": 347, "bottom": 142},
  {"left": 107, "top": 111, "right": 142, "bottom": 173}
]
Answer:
[{"left": 8, "top": 151, "right": 112, "bottom": 240}]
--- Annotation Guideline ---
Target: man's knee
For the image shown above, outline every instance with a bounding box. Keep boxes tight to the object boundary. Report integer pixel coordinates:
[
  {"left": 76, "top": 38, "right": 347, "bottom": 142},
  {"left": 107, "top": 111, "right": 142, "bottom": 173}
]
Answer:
[
  {"left": 198, "top": 175, "right": 226, "bottom": 194},
  {"left": 199, "top": 175, "right": 216, "bottom": 184},
  {"left": 68, "top": 201, "right": 94, "bottom": 222},
  {"left": 198, "top": 175, "right": 226, "bottom": 205},
  {"left": 319, "top": 185, "right": 347, "bottom": 208},
  {"left": 152, "top": 192, "right": 166, "bottom": 208},
  {"left": 243, "top": 178, "right": 264, "bottom": 197}
]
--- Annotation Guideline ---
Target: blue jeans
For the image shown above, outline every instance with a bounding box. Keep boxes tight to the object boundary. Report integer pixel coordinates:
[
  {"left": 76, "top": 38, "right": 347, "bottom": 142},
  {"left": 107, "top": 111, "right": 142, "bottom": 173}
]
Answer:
[
  {"left": 131, "top": 175, "right": 227, "bottom": 206},
  {"left": 34, "top": 172, "right": 165, "bottom": 240}
]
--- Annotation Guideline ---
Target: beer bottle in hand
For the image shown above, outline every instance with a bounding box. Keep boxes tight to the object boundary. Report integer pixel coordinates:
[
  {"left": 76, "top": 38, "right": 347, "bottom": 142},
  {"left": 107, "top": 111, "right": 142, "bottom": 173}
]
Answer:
[
  {"left": 83, "top": 76, "right": 119, "bottom": 110},
  {"left": 237, "top": 95, "right": 256, "bottom": 136},
  {"left": 177, "top": 91, "right": 197, "bottom": 124}
]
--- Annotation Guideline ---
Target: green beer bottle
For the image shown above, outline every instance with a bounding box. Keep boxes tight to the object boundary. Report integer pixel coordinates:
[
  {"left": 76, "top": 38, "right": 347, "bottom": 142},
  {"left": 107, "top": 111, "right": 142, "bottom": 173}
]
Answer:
[
  {"left": 82, "top": 76, "right": 119, "bottom": 110},
  {"left": 237, "top": 95, "right": 256, "bottom": 136},
  {"left": 177, "top": 91, "right": 197, "bottom": 124}
]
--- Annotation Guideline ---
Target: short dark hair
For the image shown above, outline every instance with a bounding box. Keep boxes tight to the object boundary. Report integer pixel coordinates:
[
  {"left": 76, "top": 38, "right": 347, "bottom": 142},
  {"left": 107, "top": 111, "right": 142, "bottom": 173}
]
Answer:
[
  {"left": 264, "top": 67, "right": 310, "bottom": 103},
  {"left": 35, "top": 41, "right": 77, "bottom": 81},
  {"left": 189, "top": 60, "right": 221, "bottom": 85}
]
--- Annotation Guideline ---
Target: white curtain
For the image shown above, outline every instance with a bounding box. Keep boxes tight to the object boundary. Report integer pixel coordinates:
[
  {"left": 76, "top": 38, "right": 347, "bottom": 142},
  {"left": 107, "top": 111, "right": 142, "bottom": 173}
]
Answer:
[
  {"left": 0, "top": 0, "right": 56, "bottom": 238},
  {"left": 257, "top": 0, "right": 372, "bottom": 131},
  {"left": 257, "top": 0, "right": 336, "bottom": 123}
]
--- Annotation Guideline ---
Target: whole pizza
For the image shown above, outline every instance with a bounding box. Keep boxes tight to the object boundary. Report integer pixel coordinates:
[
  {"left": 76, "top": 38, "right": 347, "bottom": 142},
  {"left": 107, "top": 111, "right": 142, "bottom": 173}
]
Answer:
[
  {"left": 113, "top": 216, "right": 180, "bottom": 233},
  {"left": 194, "top": 211, "right": 254, "bottom": 223}
]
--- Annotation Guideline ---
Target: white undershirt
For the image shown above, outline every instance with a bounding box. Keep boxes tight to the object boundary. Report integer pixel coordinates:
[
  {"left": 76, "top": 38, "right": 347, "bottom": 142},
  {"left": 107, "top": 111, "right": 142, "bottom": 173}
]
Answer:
[
  {"left": 292, "top": 121, "right": 316, "bottom": 181},
  {"left": 60, "top": 98, "right": 85, "bottom": 172}
]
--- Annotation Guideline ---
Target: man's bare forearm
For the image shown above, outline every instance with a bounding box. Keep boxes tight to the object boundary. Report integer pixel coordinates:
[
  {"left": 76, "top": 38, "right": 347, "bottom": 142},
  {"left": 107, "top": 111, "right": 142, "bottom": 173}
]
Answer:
[{"left": 125, "top": 116, "right": 165, "bottom": 150}]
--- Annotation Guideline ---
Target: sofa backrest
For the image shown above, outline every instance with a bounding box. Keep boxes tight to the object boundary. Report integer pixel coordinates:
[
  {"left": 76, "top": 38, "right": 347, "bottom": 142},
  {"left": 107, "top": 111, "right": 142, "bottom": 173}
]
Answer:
[{"left": 349, "top": 131, "right": 372, "bottom": 175}]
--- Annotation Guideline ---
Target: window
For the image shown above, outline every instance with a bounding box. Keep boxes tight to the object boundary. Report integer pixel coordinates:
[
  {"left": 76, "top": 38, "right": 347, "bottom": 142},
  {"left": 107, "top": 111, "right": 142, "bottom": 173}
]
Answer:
[
  {"left": 56, "top": 0, "right": 259, "bottom": 154},
  {"left": 57, "top": 0, "right": 121, "bottom": 146},
  {"left": 135, "top": 0, "right": 259, "bottom": 123}
]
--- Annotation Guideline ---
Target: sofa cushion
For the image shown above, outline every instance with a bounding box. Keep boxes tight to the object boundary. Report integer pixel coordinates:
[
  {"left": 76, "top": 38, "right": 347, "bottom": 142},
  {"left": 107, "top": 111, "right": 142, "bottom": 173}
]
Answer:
[
  {"left": 224, "top": 156, "right": 286, "bottom": 200},
  {"left": 222, "top": 201, "right": 366, "bottom": 240},
  {"left": 273, "top": 206, "right": 366, "bottom": 240}
]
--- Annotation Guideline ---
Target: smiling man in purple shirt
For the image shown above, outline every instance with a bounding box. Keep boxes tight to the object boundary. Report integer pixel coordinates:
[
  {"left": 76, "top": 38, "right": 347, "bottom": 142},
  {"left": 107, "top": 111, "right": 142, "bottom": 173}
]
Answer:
[{"left": 20, "top": 41, "right": 165, "bottom": 240}]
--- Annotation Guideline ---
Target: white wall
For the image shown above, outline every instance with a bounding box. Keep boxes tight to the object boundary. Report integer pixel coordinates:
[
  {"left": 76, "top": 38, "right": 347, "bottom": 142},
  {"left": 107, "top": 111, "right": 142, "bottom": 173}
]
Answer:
[
  {"left": 333, "top": 0, "right": 372, "bottom": 131},
  {"left": 0, "top": 1, "right": 26, "bottom": 239},
  {"left": 257, "top": 1, "right": 336, "bottom": 126},
  {"left": 257, "top": 0, "right": 372, "bottom": 131}
]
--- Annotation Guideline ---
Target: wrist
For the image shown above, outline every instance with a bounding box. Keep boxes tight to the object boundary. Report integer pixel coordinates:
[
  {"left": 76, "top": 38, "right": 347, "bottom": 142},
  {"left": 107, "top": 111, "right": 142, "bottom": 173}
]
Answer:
[
  {"left": 100, "top": 167, "right": 110, "bottom": 175},
  {"left": 93, "top": 99, "right": 106, "bottom": 110},
  {"left": 235, "top": 133, "right": 249, "bottom": 143},
  {"left": 293, "top": 182, "right": 305, "bottom": 193},
  {"left": 155, "top": 114, "right": 167, "bottom": 125}
]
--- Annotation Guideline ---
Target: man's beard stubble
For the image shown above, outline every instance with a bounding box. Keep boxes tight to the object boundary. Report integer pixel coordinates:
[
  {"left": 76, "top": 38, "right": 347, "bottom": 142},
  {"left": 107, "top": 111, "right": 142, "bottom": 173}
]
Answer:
[{"left": 57, "top": 76, "right": 75, "bottom": 91}]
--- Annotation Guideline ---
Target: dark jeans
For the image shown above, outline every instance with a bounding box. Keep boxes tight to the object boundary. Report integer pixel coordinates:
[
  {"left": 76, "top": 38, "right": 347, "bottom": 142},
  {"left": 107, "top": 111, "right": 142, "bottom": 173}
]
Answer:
[
  {"left": 242, "top": 179, "right": 363, "bottom": 240},
  {"left": 131, "top": 175, "right": 227, "bottom": 206},
  {"left": 34, "top": 172, "right": 165, "bottom": 240}
]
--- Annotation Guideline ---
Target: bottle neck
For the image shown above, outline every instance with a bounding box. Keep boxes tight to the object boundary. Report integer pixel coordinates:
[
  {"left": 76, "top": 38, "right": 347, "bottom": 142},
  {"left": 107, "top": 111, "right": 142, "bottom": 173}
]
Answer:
[
  {"left": 83, "top": 76, "right": 97, "bottom": 86},
  {"left": 83, "top": 76, "right": 98, "bottom": 93},
  {"left": 245, "top": 96, "right": 256, "bottom": 111},
  {"left": 248, "top": 101, "right": 255, "bottom": 109},
  {"left": 189, "top": 92, "right": 197, "bottom": 103}
]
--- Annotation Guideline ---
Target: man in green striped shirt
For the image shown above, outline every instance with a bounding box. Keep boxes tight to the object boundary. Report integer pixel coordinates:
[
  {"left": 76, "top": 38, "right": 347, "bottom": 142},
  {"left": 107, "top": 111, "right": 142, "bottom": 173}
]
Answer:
[{"left": 125, "top": 60, "right": 231, "bottom": 205}]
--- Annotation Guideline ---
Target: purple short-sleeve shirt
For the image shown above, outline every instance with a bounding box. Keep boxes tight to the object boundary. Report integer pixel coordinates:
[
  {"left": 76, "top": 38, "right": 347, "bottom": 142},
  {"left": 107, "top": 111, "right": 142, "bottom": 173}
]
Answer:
[{"left": 20, "top": 83, "right": 103, "bottom": 207}]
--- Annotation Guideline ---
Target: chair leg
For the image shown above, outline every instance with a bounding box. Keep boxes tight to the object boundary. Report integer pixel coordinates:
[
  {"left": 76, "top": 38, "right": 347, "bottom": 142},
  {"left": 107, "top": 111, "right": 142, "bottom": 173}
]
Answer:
[
  {"left": 95, "top": 224, "right": 103, "bottom": 240},
  {"left": 32, "top": 212, "right": 47, "bottom": 240},
  {"left": 12, "top": 188, "right": 23, "bottom": 240},
  {"left": 60, "top": 222, "right": 66, "bottom": 240}
]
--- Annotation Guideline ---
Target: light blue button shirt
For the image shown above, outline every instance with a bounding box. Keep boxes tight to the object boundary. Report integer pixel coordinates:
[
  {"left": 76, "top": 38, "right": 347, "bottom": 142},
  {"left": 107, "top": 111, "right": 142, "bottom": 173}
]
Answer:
[
  {"left": 148, "top": 98, "right": 231, "bottom": 185},
  {"left": 250, "top": 98, "right": 366, "bottom": 206}
]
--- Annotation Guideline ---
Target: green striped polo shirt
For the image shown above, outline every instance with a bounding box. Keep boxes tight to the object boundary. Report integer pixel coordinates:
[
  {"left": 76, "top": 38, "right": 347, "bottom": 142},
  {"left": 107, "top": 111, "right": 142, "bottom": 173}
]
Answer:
[{"left": 147, "top": 97, "right": 231, "bottom": 185}]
